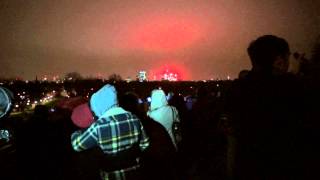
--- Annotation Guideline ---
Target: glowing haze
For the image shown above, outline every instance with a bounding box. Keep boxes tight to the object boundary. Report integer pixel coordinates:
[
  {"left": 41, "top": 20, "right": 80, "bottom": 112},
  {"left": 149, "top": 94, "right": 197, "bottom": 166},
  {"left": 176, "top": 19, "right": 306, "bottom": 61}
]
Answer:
[
  {"left": 123, "top": 14, "right": 206, "bottom": 52},
  {"left": 0, "top": 0, "right": 319, "bottom": 80}
]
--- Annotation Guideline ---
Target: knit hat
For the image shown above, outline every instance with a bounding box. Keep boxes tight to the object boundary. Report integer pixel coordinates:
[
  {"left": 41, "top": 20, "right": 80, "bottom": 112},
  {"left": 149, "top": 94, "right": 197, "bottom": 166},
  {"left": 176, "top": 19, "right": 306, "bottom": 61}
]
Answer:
[
  {"left": 71, "top": 84, "right": 118, "bottom": 128},
  {"left": 71, "top": 103, "right": 95, "bottom": 128}
]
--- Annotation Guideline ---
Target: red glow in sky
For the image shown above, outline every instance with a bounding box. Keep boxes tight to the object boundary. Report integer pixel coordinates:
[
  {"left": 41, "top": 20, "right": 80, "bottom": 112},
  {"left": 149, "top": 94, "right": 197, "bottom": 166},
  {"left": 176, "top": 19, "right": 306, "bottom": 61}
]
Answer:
[
  {"left": 123, "top": 15, "right": 204, "bottom": 52},
  {"left": 1, "top": 0, "right": 319, "bottom": 80},
  {"left": 149, "top": 63, "right": 190, "bottom": 80}
]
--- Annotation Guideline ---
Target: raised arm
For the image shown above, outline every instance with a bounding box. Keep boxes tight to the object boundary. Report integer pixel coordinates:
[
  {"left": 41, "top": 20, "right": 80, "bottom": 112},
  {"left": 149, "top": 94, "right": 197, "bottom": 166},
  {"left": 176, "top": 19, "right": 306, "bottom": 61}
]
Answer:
[{"left": 71, "top": 123, "right": 98, "bottom": 152}]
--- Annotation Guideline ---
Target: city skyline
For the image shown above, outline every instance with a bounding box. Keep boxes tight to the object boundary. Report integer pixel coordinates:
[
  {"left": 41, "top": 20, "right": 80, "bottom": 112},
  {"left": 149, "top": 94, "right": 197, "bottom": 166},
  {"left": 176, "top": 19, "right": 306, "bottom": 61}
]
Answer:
[{"left": 1, "top": 0, "right": 319, "bottom": 80}]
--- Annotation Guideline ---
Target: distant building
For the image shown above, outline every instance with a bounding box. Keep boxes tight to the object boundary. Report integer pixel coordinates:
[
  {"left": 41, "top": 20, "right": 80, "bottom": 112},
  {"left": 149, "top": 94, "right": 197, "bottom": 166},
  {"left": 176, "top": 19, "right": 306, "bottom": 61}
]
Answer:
[
  {"left": 161, "top": 70, "right": 178, "bottom": 81},
  {"left": 42, "top": 75, "right": 48, "bottom": 82},
  {"left": 137, "top": 70, "right": 147, "bottom": 82},
  {"left": 125, "top": 77, "right": 132, "bottom": 83}
]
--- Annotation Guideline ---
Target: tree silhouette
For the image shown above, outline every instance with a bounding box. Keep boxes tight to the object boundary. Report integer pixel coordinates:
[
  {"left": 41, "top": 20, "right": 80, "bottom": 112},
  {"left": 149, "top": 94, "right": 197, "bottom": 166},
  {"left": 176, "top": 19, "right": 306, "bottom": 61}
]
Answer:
[
  {"left": 65, "top": 72, "right": 83, "bottom": 81},
  {"left": 108, "top": 73, "right": 123, "bottom": 82}
]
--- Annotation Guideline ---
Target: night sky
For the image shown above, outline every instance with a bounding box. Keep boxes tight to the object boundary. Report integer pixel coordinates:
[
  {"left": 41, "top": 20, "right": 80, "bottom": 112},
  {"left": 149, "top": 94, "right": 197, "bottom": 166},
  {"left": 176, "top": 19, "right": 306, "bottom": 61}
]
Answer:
[{"left": 1, "top": 0, "right": 319, "bottom": 80}]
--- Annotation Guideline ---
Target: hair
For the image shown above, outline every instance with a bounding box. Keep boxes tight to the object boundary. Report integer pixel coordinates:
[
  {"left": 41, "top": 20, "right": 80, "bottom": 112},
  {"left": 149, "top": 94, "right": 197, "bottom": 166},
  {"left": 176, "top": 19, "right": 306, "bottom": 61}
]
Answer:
[
  {"left": 247, "top": 35, "right": 290, "bottom": 71},
  {"left": 119, "top": 91, "right": 140, "bottom": 113},
  {"left": 238, "top": 69, "right": 250, "bottom": 79}
]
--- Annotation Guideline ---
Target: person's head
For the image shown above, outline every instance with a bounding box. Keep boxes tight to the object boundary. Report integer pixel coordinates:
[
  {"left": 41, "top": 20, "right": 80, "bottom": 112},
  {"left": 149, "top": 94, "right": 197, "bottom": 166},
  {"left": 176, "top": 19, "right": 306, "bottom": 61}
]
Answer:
[
  {"left": 71, "top": 84, "right": 118, "bottom": 128},
  {"left": 238, "top": 69, "right": 250, "bottom": 79},
  {"left": 149, "top": 89, "right": 168, "bottom": 111},
  {"left": 247, "top": 35, "right": 290, "bottom": 74},
  {"left": 90, "top": 84, "right": 118, "bottom": 118},
  {"left": 119, "top": 91, "right": 140, "bottom": 114}
]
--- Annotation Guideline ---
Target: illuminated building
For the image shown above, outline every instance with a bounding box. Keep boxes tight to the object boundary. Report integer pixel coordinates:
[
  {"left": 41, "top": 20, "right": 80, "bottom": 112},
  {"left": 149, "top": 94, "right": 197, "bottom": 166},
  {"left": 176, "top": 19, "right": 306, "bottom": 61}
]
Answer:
[
  {"left": 137, "top": 70, "right": 147, "bottom": 82},
  {"left": 161, "top": 69, "right": 178, "bottom": 81}
]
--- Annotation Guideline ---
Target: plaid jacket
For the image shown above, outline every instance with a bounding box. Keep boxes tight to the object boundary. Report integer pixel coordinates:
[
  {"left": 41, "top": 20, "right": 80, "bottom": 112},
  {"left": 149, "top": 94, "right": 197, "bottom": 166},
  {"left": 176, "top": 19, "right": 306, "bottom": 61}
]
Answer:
[{"left": 71, "top": 111, "right": 149, "bottom": 180}]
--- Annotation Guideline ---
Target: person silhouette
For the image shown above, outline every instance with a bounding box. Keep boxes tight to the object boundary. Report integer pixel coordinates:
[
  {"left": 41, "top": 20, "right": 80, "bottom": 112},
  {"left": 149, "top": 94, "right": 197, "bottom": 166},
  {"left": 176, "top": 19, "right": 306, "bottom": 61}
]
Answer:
[{"left": 224, "top": 35, "right": 304, "bottom": 180}]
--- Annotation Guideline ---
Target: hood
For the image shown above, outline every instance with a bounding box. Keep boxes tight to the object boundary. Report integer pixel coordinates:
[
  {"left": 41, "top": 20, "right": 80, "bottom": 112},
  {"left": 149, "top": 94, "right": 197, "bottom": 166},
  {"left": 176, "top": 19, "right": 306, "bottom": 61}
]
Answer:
[
  {"left": 150, "top": 89, "right": 168, "bottom": 111},
  {"left": 0, "top": 87, "right": 13, "bottom": 120},
  {"left": 90, "top": 84, "right": 118, "bottom": 118}
]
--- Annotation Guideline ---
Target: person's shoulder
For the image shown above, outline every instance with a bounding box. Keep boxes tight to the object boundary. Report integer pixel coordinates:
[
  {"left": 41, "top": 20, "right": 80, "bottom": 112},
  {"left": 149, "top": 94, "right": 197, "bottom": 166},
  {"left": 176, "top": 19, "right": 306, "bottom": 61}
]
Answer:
[
  {"left": 274, "top": 73, "right": 304, "bottom": 88},
  {"left": 96, "top": 113, "right": 140, "bottom": 126},
  {"left": 112, "top": 111, "right": 141, "bottom": 122},
  {"left": 277, "top": 73, "right": 300, "bottom": 81},
  {"left": 127, "top": 112, "right": 140, "bottom": 120},
  {"left": 228, "top": 77, "right": 251, "bottom": 95}
]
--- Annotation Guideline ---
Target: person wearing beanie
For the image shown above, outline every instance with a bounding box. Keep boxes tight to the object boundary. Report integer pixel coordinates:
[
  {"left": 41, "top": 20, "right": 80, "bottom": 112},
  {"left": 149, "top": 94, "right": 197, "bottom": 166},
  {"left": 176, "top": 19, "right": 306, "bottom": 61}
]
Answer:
[{"left": 71, "top": 84, "right": 150, "bottom": 180}]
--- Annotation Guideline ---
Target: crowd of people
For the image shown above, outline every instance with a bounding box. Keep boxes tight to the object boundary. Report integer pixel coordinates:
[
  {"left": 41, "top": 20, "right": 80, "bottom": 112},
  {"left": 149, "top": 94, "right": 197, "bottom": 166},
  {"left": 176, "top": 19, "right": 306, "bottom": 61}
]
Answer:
[{"left": 1, "top": 34, "right": 320, "bottom": 180}]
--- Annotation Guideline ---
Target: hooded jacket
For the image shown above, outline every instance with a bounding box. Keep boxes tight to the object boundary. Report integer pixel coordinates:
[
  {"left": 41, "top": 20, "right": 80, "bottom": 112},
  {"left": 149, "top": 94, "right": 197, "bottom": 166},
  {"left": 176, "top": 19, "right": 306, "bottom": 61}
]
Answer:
[
  {"left": 90, "top": 84, "right": 127, "bottom": 119},
  {"left": 71, "top": 84, "right": 150, "bottom": 179},
  {"left": 147, "top": 89, "right": 180, "bottom": 149}
]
